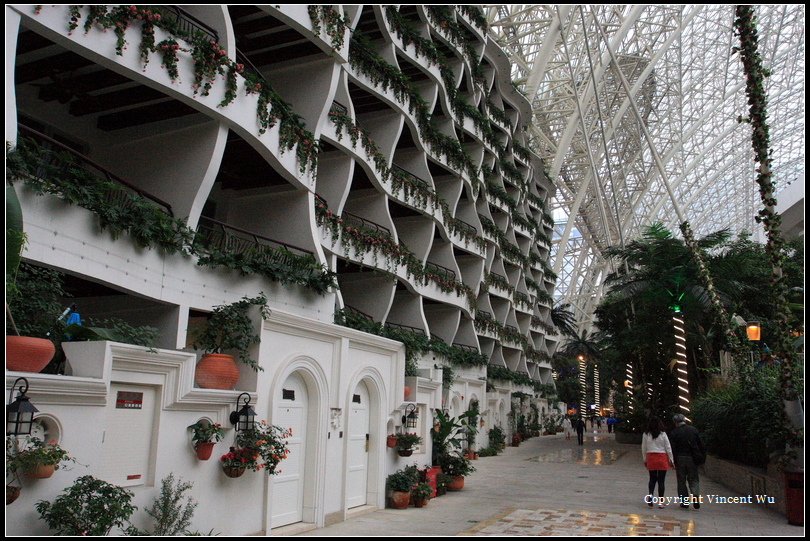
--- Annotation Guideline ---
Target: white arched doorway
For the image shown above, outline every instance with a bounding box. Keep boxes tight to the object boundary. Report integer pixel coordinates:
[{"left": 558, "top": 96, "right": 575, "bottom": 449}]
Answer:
[
  {"left": 271, "top": 372, "right": 311, "bottom": 528},
  {"left": 346, "top": 380, "right": 370, "bottom": 509}
]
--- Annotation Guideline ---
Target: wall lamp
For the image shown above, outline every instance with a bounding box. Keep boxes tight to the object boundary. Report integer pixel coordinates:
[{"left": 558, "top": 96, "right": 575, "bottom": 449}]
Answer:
[
  {"left": 7, "top": 377, "right": 38, "bottom": 436},
  {"left": 229, "top": 393, "right": 256, "bottom": 432}
]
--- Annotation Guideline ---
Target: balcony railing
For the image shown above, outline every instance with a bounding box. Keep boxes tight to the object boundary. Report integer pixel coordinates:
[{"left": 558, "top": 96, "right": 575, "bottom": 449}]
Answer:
[
  {"left": 452, "top": 343, "right": 478, "bottom": 353},
  {"left": 18, "top": 124, "right": 174, "bottom": 216},
  {"left": 384, "top": 321, "right": 426, "bottom": 335},
  {"left": 424, "top": 261, "right": 456, "bottom": 283},
  {"left": 391, "top": 165, "right": 431, "bottom": 191},
  {"left": 196, "top": 216, "right": 313, "bottom": 267},
  {"left": 344, "top": 304, "right": 374, "bottom": 322},
  {"left": 153, "top": 6, "right": 219, "bottom": 42},
  {"left": 342, "top": 211, "right": 391, "bottom": 237},
  {"left": 330, "top": 101, "right": 349, "bottom": 116},
  {"left": 453, "top": 217, "right": 477, "bottom": 237}
]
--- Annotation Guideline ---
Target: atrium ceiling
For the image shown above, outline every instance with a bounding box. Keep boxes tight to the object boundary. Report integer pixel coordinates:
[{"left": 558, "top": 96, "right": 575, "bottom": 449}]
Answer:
[{"left": 485, "top": 5, "right": 805, "bottom": 333}]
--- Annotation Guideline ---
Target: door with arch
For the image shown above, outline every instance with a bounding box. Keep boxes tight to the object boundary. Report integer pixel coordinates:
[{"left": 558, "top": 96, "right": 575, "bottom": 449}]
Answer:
[
  {"left": 346, "top": 381, "right": 370, "bottom": 509},
  {"left": 272, "top": 373, "right": 308, "bottom": 527}
]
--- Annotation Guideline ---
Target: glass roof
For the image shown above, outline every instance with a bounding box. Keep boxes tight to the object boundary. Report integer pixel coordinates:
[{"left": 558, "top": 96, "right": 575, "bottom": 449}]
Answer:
[{"left": 486, "top": 5, "right": 805, "bottom": 331}]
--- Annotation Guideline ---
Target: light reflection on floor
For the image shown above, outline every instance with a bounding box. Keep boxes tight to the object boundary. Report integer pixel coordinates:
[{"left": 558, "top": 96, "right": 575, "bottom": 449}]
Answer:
[
  {"left": 463, "top": 508, "right": 692, "bottom": 536},
  {"left": 528, "top": 448, "right": 627, "bottom": 465}
]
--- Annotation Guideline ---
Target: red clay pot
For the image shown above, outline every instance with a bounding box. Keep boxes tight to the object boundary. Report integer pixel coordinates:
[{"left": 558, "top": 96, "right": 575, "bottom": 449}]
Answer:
[
  {"left": 195, "top": 353, "right": 240, "bottom": 390},
  {"left": 390, "top": 491, "right": 410, "bottom": 509},
  {"left": 414, "top": 496, "right": 429, "bottom": 508},
  {"left": 447, "top": 476, "right": 465, "bottom": 491},
  {"left": 6, "top": 336, "right": 55, "bottom": 373},
  {"left": 24, "top": 464, "right": 55, "bottom": 479},
  {"left": 195, "top": 442, "right": 216, "bottom": 460},
  {"left": 387, "top": 435, "right": 398, "bottom": 448}
]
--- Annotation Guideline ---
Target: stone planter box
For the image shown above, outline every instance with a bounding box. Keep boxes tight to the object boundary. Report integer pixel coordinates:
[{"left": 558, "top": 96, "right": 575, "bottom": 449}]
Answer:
[
  {"left": 702, "top": 454, "right": 786, "bottom": 518},
  {"left": 614, "top": 431, "right": 642, "bottom": 444}
]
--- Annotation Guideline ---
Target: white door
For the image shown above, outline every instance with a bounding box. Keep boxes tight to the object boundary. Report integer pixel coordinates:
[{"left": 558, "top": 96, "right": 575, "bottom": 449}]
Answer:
[
  {"left": 98, "top": 384, "right": 157, "bottom": 487},
  {"left": 272, "top": 373, "right": 308, "bottom": 527},
  {"left": 346, "top": 382, "right": 370, "bottom": 509}
]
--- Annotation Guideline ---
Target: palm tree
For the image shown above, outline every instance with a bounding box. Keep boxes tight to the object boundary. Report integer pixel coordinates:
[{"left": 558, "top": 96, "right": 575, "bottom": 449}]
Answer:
[{"left": 550, "top": 302, "right": 578, "bottom": 338}]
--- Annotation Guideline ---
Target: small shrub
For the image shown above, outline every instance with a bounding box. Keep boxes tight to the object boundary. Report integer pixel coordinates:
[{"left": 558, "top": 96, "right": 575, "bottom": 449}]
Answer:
[{"left": 36, "top": 475, "right": 136, "bottom": 536}]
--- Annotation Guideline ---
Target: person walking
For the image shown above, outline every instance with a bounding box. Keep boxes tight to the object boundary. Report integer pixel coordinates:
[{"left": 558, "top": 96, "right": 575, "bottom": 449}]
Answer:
[
  {"left": 669, "top": 413, "right": 705, "bottom": 510},
  {"left": 607, "top": 415, "right": 615, "bottom": 433},
  {"left": 575, "top": 417, "right": 586, "bottom": 445},
  {"left": 596, "top": 417, "right": 602, "bottom": 432},
  {"left": 642, "top": 416, "right": 675, "bottom": 509},
  {"left": 562, "top": 416, "right": 573, "bottom": 440}
]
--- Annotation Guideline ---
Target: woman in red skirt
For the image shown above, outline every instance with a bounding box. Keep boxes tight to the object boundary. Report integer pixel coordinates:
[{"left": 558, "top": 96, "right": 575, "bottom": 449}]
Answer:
[{"left": 642, "top": 416, "right": 675, "bottom": 508}]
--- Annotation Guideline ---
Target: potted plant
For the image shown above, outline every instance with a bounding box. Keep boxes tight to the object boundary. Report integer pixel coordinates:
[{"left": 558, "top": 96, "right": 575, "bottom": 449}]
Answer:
[
  {"left": 191, "top": 294, "right": 271, "bottom": 390},
  {"left": 395, "top": 433, "right": 422, "bottom": 457},
  {"left": 435, "top": 473, "right": 449, "bottom": 496},
  {"left": 233, "top": 420, "right": 292, "bottom": 475},
  {"left": 438, "top": 453, "right": 475, "bottom": 491},
  {"left": 219, "top": 447, "right": 256, "bottom": 478},
  {"left": 6, "top": 436, "right": 74, "bottom": 480},
  {"left": 386, "top": 470, "right": 412, "bottom": 509},
  {"left": 188, "top": 421, "right": 224, "bottom": 460},
  {"left": 412, "top": 482, "right": 432, "bottom": 508}
]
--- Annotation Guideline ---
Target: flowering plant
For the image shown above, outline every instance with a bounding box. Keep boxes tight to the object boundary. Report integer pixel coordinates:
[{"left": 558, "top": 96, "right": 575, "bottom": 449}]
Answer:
[
  {"left": 220, "top": 446, "right": 259, "bottom": 469},
  {"left": 6, "top": 436, "right": 75, "bottom": 473},
  {"left": 188, "top": 421, "right": 224, "bottom": 444},
  {"left": 232, "top": 421, "right": 292, "bottom": 475}
]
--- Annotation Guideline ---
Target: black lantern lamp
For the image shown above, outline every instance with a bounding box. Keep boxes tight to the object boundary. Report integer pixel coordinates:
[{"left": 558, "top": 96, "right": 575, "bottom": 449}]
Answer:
[
  {"left": 402, "top": 404, "right": 418, "bottom": 429},
  {"left": 229, "top": 393, "right": 256, "bottom": 432},
  {"left": 7, "top": 377, "right": 38, "bottom": 436}
]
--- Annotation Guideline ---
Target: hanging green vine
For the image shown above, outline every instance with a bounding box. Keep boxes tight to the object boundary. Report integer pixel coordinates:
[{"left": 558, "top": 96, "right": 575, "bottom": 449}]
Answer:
[
  {"left": 307, "top": 5, "right": 351, "bottom": 52},
  {"left": 43, "top": 5, "right": 318, "bottom": 174},
  {"left": 734, "top": 5, "right": 802, "bottom": 459},
  {"left": 7, "top": 137, "right": 335, "bottom": 294}
]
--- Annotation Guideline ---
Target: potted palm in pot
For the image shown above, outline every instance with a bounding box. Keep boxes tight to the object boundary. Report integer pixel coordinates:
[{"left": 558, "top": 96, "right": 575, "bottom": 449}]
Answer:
[
  {"left": 188, "top": 420, "right": 224, "bottom": 460},
  {"left": 191, "top": 294, "right": 271, "bottom": 389},
  {"left": 395, "top": 433, "right": 422, "bottom": 457}
]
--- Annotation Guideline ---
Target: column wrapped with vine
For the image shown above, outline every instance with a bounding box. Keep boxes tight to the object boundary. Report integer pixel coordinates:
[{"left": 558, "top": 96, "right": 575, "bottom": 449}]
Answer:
[{"left": 734, "top": 5, "right": 802, "bottom": 463}]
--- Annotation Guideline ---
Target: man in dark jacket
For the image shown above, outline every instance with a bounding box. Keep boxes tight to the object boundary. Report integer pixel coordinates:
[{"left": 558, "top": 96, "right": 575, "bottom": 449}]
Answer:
[
  {"left": 575, "top": 417, "right": 586, "bottom": 445},
  {"left": 669, "top": 413, "right": 705, "bottom": 509}
]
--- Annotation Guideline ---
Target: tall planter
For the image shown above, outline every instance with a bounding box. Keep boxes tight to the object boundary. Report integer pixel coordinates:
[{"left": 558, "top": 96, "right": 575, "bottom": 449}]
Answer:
[
  {"left": 195, "top": 353, "right": 240, "bottom": 390},
  {"left": 6, "top": 336, "right": 55, "bottom": 373},
  {"left": 447, "top": 476, "right": 464, "bottom": 491},
  {"left": 390, "top": 491, "right": 410, "bottom": 509}
]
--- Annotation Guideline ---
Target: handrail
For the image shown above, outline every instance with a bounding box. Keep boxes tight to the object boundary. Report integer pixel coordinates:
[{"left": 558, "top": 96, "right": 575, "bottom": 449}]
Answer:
[
  {"left": 476, "top": 310, "right": 493, "bottom": 320},
  {"left": 384, "top": 321, "right": 426, "bottom": 335},
  {"left": 153, "top": 6, "right": 219, "bottom": 42},
  {"left": 330, "top": 101, "right": 349, "bottom": 116},
  {"left": 424, "top": 261, "right": 456, "bottom": 282},
  {"left": 453, "top": 217, "right": 478, "bottom": 236},
  {"left": 18, "top": 124, "right": 174, "bottom": 216},
  {"left": 342, "top": 211, "right": 391, "bottom": 237},
  {"left": 344, "top": 304, "right": 374, "bottom": 321},
  {"left": 452, "top": 342, "right": 478, "bottom": 353},
  {"left": 391, "top": 164, "right": 431, "bottom": 191},
  {"left": 196, "top": 216, "right": 313, "bottom": 257}
]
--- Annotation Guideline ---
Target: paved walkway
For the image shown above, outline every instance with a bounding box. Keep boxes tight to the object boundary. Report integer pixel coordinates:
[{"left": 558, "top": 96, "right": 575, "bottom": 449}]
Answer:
[{"left": 300, "top": 431, "right": 802, "bottom": 536}]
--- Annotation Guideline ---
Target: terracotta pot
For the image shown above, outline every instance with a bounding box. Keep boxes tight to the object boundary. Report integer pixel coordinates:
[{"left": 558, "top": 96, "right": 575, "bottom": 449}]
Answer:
[
  {"left": 397, "top": 448, "right": 414, "bottom": 457},
  {"left": 24, "top": 464, "right": 55, "bottom": 479},
  {"left": 390, "top": 491, "right": 410, "bottom": 509},
  {"left": 222, "top": 465, "right": 247, "bottom": 478},
  {"left": 403, "top": 386, "right": 411, "bottom": 400},
  {"left": 6, "top": 336, "right": 55, "bottom": 373},
  {"left": 414, "top": 496, "right": 428, "bottom": 508},
  {"left": 195, "top": 353, "right": 240, "bottom": 390},
  {"left": 195, "top": 441, "right": 216, "bottom": 460},
  {"left": 6, "top": 486, "right": 21, "bottom": 506},
  {"left": 387, "top": 435, "right": 398, "bottom": 448},
  {"left": 447, "top": 476, "right": 465, "bottom": 491},
  {"left": 436, "top": 485, "right": 447, "bottom": 496}
]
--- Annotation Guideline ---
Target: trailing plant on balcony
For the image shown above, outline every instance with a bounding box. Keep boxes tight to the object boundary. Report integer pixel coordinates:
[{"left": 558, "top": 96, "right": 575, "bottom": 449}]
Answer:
[
  {"left": 328, "top": 105, "right": 391, "bottom": 182},
  {"left": 486, "top": 182, "right": 518, "bottom": 213},
  {"left": 457, "top": 6, "right": 488, "bottom": 33},
  {"left": 307, "top": 5, "right": 351, "bottom": 51},
  {"left": 512, "top": 214, "right": 539, "bottom": 237},
  {"left": 500, "top": 159, "right": 525, "bottom": 187},
  {"left": 525, "top": 277, "right": 544, "bottom": 297},
  {"left": 473, "top": 310, "right": 502, "bottom": 337},
  {"left": 8, "top": 137, "right": 335, "bottom": 294},
  {"left": 484, "top": 272, "right": 514, "bottom": 295},
  {"left": 424, "top": 7, "right": 485, "bottom": 87},
  {"left": 542, "top": 212, "right": 555, "bottom": 227},
  {"left": 534, "top": 289, "right": 554, "bottom": 307},
  {"left": 513, "top": 142, "right": 533, "bottom": 164},
  {"left": 384, "top": 6, "right": 443, "bottom": 67},
  {"left": 429, "top": 339, "right": 488, "bottom": 367},
  {"left": 316, "top": 199, "right": 475, "bottom": 309},
  {"left": 486, "top": 99, "right": 512, "bottom": 129},
  {"left": 487, "top": 365, "right": 534, "bottom": 387},
  {"left": 442, "top": 364, "right": 455, "bottom": 389},
  {"left": 513, "top": 292, "right": 533, "bottom": 311},
  {"left": 526, "top": 192, "right": 546, "bottom": 211},
  {"left": 43, "top": 5, "right": 319, "bottom": 174},
  {"left": 525, "top": 346, "right": 550, "bottom": 364}
]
